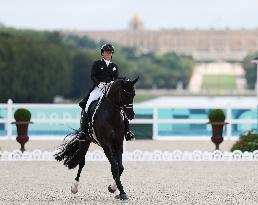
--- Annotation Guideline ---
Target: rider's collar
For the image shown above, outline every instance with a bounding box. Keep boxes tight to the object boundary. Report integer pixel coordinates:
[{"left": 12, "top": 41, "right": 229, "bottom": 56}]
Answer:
[{"left": 102, "top": 58, "right": 111, "bottom": 66}]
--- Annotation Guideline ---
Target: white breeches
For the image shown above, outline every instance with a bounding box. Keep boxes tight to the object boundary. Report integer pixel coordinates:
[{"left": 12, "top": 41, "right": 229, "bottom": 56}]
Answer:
[{"left": 85, "top": 86, "right": 103, "bottom": 112}]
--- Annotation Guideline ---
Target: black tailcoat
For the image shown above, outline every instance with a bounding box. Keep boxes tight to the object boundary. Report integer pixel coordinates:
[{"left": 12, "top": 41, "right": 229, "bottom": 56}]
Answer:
[
  {"left": 91, "top": 59, "right": 119, "bottom": 87},
  {"left": 79, "top": 59, "right": 119, "bottom": 109}
]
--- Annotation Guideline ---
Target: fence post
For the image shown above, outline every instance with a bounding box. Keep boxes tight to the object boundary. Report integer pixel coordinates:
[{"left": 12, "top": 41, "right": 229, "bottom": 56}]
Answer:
[
  {"left": 226, "top": 104, "right": 232, "bottom": 141},
  {"left": 153, "top": 105, "right": 158, "bottom": 140},
  {"left": 7, "top": 99, "right": 13, "bottom": 140}
]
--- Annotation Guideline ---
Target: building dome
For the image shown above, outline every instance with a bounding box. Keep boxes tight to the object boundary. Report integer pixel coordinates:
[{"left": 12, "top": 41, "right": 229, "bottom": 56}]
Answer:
[{"left": 129, "top": 12, "right": 144, "bottom": 30}]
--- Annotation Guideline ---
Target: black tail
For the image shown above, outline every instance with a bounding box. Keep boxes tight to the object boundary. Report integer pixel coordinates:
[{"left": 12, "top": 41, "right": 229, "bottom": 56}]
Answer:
[{"left": 54, "top": 130, "right": 80, "bottom": 169}]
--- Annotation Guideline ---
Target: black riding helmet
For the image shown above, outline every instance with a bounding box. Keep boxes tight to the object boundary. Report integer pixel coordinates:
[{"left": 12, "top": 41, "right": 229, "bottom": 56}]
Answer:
[{"left": 101, "top": 44, "right": 115, "bottom": 54}]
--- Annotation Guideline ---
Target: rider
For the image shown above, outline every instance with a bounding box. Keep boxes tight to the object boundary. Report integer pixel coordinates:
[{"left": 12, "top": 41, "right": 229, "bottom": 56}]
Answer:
[{"left": 78, "top": 43, "right": 135, "bottom": 141}]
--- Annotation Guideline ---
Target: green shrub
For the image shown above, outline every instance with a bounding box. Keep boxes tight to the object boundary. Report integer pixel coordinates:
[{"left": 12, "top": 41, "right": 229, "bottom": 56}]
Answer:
[
  {"left": 208, "top": 109, "right": 225, "bottom": 122},
  {"left": 14, "top": 108, "right": 31, "bottom": 121},
  {"left": 231, "top": 130, "right": 258, "bottom": 152}
]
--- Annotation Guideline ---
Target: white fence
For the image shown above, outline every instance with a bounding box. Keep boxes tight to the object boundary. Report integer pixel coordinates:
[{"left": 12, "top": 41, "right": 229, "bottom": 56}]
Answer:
[
  {"left": 1, "top": 149, "right": 258, "bottom": 161},
  {"left": 0, "top": 99, "right": 257, "bottom": 140}
]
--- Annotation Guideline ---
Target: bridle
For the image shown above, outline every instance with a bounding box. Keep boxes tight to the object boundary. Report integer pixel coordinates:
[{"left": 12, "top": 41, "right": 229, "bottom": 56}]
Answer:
[
  {"left": 105, "top": 81, "right": 135, "bottom": 114},
  {"left": 120, "top": 87, "right": 135, "bottom": 113}
]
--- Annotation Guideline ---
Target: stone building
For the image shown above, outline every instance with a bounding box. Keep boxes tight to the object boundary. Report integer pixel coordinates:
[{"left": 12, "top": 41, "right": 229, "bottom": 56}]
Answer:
[{"left": 64, "top": 14, "right": 258, "bottom": 61}]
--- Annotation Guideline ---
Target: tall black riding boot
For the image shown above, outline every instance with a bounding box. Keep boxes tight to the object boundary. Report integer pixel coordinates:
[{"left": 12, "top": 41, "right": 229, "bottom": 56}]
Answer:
[
  {"left": 80, "top": 110, "right": 93, "bottom": 137},
  {"left": 124, "top": 118, "right": 135, "bottom": 141}
]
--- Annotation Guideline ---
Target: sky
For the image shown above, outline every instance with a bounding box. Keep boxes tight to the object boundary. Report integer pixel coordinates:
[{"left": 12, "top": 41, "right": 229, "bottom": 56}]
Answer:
[{"left": 0, "top": 0, "right": 258, "bottom": 31}]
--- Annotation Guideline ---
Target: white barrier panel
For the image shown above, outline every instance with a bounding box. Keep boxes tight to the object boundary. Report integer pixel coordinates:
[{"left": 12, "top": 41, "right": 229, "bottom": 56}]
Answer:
[
  {"left": 1, "top": 149, "right": 258, "bottom": 161},
  {"left": 1, "top": 98, "right": 258, "bottom": 140}
]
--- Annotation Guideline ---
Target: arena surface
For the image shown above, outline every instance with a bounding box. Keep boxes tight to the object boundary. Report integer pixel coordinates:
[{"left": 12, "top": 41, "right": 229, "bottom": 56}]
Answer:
[{"left": 0, "top": 140, "right": 258, "bottom": 204}]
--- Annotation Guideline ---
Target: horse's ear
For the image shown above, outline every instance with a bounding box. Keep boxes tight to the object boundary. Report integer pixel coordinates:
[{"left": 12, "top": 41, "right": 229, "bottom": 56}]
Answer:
[{"left": 132, "top": 76, "right": 139, "bottom": 85}]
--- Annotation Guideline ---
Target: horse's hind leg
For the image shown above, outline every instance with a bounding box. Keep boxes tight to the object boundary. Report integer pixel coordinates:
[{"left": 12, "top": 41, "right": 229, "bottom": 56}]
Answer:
[
  {"left": 71, "top": 138, "right": 91, "bottom": 194},
  {"left": 75, "top": 139, "right": 91, "bottom": 181},
  {"left": 72, "top": 110, "right": 92, "bottom": 193},
  {"left": 103, "top": 145, "right": 128, "bottom": 200}
]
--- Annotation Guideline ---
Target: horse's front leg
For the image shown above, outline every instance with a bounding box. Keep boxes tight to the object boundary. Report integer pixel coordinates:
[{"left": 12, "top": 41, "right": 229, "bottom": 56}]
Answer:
[
  {"left": 108, "top": 145, "right": 124, "bottom": 194},
  {"left": 71, "top": 138, "right": 91, "bottom": 194},
  {"left": 103, "top": 145, "right": 128, "bottom": 200}
]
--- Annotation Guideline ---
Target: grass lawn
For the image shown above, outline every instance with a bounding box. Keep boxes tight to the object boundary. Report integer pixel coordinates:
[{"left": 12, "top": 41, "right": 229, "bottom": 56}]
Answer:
[
  {"left": 202, "top": 75, "right": 236, "bottom": 90},
  {"left": 134, "top": 94, "right": 158, "bottom": 103}
]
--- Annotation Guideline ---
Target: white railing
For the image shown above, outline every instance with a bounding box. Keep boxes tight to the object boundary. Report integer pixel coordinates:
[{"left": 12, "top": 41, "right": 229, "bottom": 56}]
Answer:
[
  {"left": 1, "top": 149, "right": 258, "bottom": 161},
  {"left": 0, "top": 99, "right": 257, "bottom": 140}
]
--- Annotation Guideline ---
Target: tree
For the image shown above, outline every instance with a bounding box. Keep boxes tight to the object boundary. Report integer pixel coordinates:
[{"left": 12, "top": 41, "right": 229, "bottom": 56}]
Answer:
[
  {"left": 0, "top": 30, "right": 72, "bottom": 102},
  {"left": 63, "top": 35, "right": 97, "bottom": 49},
  {"left": 242, "top": 52, "right": 258, "bottom": 89},
  {"left": 0, "top": 28, "right": 197, "bottom": 102},
  {"left": 68, "top": 50, "right": 98, "bottom": 99}
]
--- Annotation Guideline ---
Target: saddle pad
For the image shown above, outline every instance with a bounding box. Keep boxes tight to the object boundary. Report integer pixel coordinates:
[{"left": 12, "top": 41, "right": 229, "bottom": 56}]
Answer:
[
  {"left": 88, "top": 100, "right": 99, "bottom": 120},
  {"left": 88, "top": 100, "right": 100, "bottom": 145}
]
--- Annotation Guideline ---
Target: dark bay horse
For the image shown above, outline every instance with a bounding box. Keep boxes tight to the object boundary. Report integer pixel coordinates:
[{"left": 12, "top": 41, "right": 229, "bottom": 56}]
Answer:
[{"left": 54, "top": 77, "right": 139, "bottom": 200}]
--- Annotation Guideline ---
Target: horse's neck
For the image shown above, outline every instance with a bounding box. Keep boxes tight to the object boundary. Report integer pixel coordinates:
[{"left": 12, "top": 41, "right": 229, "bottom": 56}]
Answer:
[
  {"left": 98, "top": 100, "right": 122, "bottom": 130},
  {"left": 106, "top": 86, "right": 120, "bottom": 106},
  {"left": 102, "top": 87, "right": 122, "bottom": 122}
]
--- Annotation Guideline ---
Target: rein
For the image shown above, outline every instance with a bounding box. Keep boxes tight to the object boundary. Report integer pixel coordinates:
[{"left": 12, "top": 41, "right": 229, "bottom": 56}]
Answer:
[{"left": 105, "top": 84, "right": 135, "bottom": 112}]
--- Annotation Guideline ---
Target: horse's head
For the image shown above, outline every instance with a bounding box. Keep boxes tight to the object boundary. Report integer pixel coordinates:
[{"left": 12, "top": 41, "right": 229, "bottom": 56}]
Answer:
[
  {"left": 120, "top": 76, "right": 139, "bottom": 120},
  {"left": 107, "top": 76, "right": 139, "bottom": 120}
]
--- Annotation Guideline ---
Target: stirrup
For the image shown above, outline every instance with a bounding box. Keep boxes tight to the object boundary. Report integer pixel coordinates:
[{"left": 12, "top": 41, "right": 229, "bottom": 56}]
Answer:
[{"left": 125, "top": 131, "right": 135, "bottom": 141}]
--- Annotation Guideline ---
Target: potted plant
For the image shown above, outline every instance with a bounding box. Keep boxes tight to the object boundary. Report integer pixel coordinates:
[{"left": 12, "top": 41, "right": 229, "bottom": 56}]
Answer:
[
  {"left": 12, "top": 108, "right": 32, "bottom": 152},
  {"left": 208, "top": 109, "right": 227, "bottom": 150}
]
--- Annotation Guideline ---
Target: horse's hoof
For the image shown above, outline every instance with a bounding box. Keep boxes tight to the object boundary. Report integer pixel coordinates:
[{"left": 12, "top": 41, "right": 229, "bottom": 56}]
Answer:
[
  {"left": 71, "top": 186, "right": 78, "bottom": 194},
  {"left": 115, "top": 193, "right": 128, "bottom": 200},
  {"left": 108, "top": 185, "right": 116, "bottom": 193},
  {"left": 71, "top": 182, "right": 79, "bottom": 194}
]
